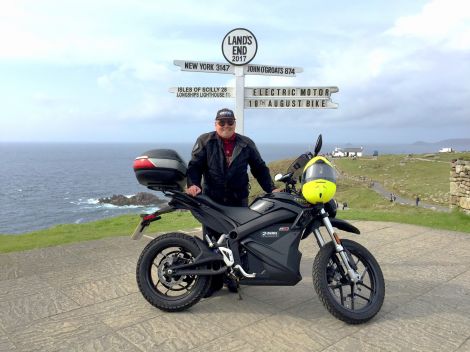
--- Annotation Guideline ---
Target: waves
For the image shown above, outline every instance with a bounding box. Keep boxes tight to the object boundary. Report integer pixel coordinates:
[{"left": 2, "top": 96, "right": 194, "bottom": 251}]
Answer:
[{"left": 70, "top": 196, "right": 160, "bottom": 210}]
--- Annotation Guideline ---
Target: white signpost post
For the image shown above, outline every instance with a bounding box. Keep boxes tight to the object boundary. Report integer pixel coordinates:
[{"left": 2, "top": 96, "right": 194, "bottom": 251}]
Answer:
[{"left": 171, "top": 28, "right": 338, "bottom": 135}]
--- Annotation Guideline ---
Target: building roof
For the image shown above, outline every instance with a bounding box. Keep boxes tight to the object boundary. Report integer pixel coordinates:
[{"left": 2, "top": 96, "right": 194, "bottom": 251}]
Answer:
[{"left": 334, "top": 147, "right": 363, "bottom": 153}]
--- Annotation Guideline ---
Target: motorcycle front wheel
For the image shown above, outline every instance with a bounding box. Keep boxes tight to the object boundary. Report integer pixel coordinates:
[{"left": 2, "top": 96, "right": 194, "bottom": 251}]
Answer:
[
  {"left": 136, "top": 232, "right": 211, "bottom": 312},
  {"left": 312, "top": 239, "right": 385, "bottom": 324}
]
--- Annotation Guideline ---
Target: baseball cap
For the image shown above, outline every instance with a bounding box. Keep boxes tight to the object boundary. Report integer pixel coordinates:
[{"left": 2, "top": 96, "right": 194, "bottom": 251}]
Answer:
[{"left": 215, "top": 108, "right": 235, "bottom": 120}]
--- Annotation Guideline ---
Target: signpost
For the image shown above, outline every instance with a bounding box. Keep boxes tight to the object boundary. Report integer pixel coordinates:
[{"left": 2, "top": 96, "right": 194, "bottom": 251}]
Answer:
[
  {"left": 221, "top": 28, "right": 258, "bottom": 66},
  {"left": 245, "top": 86, "right": 338, "bottom": 98},
  {"left": 173, "top": 60, "right": 234, "bottom": 74},
  {"left": 245, "top": 99, "right": 338, "bottom": 109},
  {"left": 172, "top": 28, "right": 338, "bottom": 135},
  {"left": 244, "top": 64, "right": 303, "bottom": 77},
  {"left": 169, "top": 87, "right": 234, "bottom": 98}
]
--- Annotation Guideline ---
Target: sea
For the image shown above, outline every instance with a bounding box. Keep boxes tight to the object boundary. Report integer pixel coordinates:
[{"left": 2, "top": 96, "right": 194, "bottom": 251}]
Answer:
[{"left": 1, "top": 141, "right": 468, "bottom": 235}]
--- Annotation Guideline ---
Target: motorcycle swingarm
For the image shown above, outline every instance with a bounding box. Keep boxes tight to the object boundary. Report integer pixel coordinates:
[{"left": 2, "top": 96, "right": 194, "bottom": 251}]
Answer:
[{"left": 168, "top": 237, "right": 227, "bottom": 276}]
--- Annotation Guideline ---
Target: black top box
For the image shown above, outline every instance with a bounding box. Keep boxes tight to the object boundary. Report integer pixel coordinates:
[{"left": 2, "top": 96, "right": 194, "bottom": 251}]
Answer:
[{"left": 133, "top": 149, "right": 187, "bottom": 191}]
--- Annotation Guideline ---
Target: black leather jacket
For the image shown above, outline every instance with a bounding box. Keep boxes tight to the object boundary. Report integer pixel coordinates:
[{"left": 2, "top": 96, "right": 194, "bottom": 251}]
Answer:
[{"left": 187, "top": 132, "right": 274, "bottom": 205}]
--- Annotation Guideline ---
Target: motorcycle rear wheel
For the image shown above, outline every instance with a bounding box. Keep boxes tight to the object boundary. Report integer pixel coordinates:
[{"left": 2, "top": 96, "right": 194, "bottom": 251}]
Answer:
[
  {"left": 136, "top": 232, "right": 211, "bottom": 312},
  {"left": 312, "top": 239, "right": 385, "bottom": 324}
]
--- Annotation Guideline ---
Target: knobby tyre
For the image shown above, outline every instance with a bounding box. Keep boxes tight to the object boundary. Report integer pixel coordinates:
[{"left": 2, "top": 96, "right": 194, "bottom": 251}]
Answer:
[
  {"left": 136, "top": 232, "right": 212, "bottom": 312},
  {"left": 312, "top": 239, "right": 385, "bottom": 324}
]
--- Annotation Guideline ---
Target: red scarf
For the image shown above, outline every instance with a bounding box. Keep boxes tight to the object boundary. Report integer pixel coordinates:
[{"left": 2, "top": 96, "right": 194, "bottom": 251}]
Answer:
[{"left": 222, "top": 134, "right": 236, "bottom": 166}]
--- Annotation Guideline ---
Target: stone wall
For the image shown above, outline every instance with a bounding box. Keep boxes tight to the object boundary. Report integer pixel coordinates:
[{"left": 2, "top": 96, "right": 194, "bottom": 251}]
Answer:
[{"left": 450, "top": 160, "right": 470, "bottom": 213}]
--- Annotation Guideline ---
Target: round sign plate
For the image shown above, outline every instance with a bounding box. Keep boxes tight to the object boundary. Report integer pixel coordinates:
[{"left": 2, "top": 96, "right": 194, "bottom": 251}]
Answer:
[{"left": 222, "top": 28, "right": 258, "bottom": 66}]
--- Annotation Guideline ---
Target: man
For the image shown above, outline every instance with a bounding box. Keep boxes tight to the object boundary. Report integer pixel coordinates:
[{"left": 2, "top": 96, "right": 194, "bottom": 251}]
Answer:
[
  {"left": 186, "top": 108, "right": 275, "bottom": 205},
  {"left": 186, "top": 108, "right": 276, "bottom": 296}
]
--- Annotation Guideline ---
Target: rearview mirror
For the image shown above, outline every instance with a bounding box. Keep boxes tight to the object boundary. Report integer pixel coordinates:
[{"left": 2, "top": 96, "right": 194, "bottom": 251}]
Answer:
[
  {"left": 274, "top": 173, "right": 283, "bottom": 182},
  {"left": 314, "top": 134, "right": 322, "bottom": 156}
]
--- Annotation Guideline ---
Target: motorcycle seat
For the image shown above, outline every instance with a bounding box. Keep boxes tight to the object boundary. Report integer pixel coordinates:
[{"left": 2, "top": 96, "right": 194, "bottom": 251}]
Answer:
[{"left": 195, "top": 195, "right": 261, "bottom": 225}]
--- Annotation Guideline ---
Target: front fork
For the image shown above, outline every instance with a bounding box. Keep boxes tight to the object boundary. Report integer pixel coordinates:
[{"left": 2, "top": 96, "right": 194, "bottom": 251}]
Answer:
[{"left": 315, "top": 209, "right": 361, "bottom": 283}]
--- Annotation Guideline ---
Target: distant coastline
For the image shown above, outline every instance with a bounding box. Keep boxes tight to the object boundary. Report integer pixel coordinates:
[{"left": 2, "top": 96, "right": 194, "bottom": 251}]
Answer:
[{"left": 2, "top": 138, "right": 469, "bottom": 160}]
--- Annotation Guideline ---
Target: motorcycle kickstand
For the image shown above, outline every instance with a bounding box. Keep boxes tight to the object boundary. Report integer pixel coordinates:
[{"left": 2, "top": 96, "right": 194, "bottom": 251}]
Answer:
[
  {"left": 237, "top": 280, "right": 243, "bottom": 301},
  {"left": 228, "top": 270, "right": 243, "bottom": 300}
]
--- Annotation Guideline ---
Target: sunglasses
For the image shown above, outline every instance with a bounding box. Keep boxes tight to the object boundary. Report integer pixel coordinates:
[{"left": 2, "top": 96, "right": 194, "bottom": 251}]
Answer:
[{"left": 217, "top": 119, "right": 235, "bottom": 127}]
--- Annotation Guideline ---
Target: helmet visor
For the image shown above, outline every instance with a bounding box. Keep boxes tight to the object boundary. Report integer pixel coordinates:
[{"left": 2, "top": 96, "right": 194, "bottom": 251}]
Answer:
[{"left": 303, "top": 162, "right": 337, "bottom": 183}]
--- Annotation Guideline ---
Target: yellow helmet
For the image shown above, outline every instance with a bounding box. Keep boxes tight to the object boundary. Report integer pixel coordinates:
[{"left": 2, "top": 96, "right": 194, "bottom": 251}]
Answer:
[{"left": 301, "top": 156, "right": 337, "bottom": 204}]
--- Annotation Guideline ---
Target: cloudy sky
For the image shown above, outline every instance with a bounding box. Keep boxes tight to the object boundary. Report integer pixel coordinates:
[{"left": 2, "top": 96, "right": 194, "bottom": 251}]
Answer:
[{"left": 0, "top": 0, "right": 469, "bottom": 144}]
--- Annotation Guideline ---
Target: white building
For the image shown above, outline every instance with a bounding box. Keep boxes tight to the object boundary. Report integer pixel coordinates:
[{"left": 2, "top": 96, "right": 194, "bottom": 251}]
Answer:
[
  {"left": 332, "top": 147, "right": 363, "bottom": 157},
  {"left": 439, "top": 147, "right": 454, "bottom": 153}
]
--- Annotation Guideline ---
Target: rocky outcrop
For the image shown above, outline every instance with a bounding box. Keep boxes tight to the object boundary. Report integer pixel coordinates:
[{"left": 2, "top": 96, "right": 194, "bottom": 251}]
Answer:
[
  {"left": 450, "top": 160, "right": 470, "bottom": 213},
  {"left": 98, "top": 192, "right": 166, "bottom": 206}
]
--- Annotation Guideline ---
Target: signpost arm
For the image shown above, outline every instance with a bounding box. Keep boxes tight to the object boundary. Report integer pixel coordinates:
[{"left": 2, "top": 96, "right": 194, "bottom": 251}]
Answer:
[{"left": 235, "top": 66, "right": 245, "bottom": 135}]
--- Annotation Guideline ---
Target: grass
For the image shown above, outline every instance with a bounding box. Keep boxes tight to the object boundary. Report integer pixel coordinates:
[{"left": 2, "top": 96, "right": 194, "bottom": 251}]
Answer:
[
  {"left": 248, "top": 157, "right": 298, "bottom": 203},
  {"left": 339, "top": 207, "right": 470, "bottom": 233},
  {"left": 332, "top": 152, "right": 470, "bottom": 205},
  {"left": 1, "top": 152, "right": 468, "bottom": 253},
  {"left": 254, "top": 156, "right": 470, "bottom": 234},
  {"left": 334, "top": 179, "right": 470, "bottom": 233},
  {"left": 0, "top": 211, "right": 199, "bottom": 253}
]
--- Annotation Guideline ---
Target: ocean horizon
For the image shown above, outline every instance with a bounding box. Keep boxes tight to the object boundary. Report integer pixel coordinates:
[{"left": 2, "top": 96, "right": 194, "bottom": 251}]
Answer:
[{"left": 1, "top": 141, "right": 469, "bottom": 235}]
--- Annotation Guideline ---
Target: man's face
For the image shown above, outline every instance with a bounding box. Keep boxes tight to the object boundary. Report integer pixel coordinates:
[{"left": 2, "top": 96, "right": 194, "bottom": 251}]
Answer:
[{"left": 215, "top": 118, "right": 236, "bottom": 139}]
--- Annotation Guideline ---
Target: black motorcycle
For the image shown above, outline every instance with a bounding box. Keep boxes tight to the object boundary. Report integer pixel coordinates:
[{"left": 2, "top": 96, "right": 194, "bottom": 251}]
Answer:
[{"left": 131, "top": 135, "right": 385, "bottom": 324}]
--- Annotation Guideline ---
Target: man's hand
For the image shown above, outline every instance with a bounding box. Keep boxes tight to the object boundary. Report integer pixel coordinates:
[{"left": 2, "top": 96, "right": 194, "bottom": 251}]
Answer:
[
  {"left": 186, "top": 185, "right": 202, "bottom": 197},
  {"left": 272, "top": 188, "right": 282, "bottom": 193}
]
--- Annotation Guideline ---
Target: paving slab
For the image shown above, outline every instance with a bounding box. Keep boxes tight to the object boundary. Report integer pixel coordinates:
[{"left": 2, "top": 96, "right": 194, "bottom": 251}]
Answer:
[
  {"left": 191, "top": 333, "right": 259, "bottom": 352},
  {"left": 55, "top": 332, "right": 142, "bottom": 352},
  {"left": 457, "top": 338, "right": 470, "bottom": 352},
  {"left": 190, "top": 293, "right": 279, "bottom": 332},
  {"left": 116, "top": 312, "right": 229, "bottom": 351},
  {"left": 58, "top": 272, "right": 138, "bottom": 307},
  {"left": 0, "top": 221, "right": 468, "bottom": 351},
  {"left": 0, "top": 327, "right": 16, "bottom": 351},
  {"left": 0, "top": 287, "right": 80, "bottom": 332},
  {"left": 8, "top": 314, "right": 114, "bottom": 352},
  {"left": 226, "top": 313, "right": 332, "bottom": 352}
]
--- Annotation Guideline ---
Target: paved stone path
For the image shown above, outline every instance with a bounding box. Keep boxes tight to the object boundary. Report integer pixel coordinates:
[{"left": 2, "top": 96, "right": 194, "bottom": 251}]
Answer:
[
  {"left": 1, "top": 221, "right": 469, "bottom": 351},
  {"left": 370, "top": 182, "right": 450, "bottom": 212}
]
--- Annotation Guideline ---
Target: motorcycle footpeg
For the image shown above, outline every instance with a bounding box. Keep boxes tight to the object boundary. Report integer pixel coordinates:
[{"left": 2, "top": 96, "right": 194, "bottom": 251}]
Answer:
[{"left": 234, "top": 264, "right": 256, "bottom": 278}]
